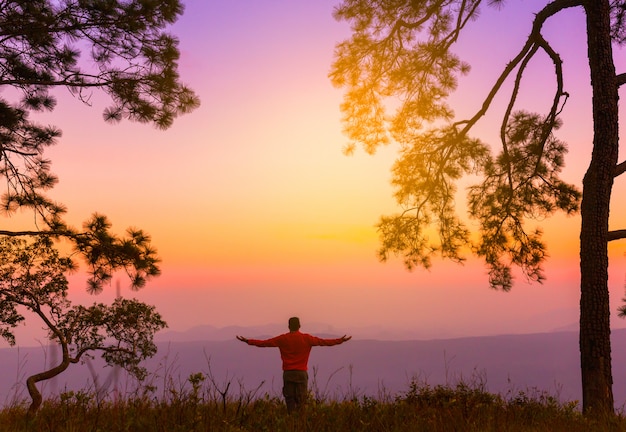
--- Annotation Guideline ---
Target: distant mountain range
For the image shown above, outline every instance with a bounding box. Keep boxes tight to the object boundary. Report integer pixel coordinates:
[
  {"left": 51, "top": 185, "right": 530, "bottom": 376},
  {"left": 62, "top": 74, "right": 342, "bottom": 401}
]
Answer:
[
  {"left": 3, "top": 327, "right": 626, "bottom": 410},
  {"left": 154, "top": 322, "right": 448, "bottom": 342}
]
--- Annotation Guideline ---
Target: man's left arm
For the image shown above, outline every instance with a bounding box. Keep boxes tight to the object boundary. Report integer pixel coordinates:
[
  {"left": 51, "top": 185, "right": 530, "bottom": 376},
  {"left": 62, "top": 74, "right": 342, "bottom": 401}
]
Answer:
[{"left": 237, "top": 335, "right": 281, "bottom": 347}]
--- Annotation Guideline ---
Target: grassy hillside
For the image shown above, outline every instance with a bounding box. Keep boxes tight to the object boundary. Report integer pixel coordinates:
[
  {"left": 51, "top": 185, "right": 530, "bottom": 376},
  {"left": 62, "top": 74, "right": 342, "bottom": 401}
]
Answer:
[{"left": 1, "top": 378, "right": 624, "bottom": 432}]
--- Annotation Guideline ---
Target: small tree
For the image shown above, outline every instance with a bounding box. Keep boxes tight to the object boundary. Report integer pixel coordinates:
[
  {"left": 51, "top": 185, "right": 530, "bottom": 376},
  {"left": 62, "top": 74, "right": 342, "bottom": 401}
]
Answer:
[
  {"left": 330, "top": 0, "right": 625, "bottom": 415},
  {"left": 0, "top": 236, "right": 167, "bottom": 414},
  {"left": 0, "top": 1, "right": 198, "bottom": 412}
]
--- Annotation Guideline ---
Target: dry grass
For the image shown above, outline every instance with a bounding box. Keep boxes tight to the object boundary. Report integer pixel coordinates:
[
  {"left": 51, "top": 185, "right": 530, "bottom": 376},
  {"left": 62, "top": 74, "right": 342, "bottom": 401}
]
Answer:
[{"left": 0, "top": 373, "right": 625, "bottom": 432}]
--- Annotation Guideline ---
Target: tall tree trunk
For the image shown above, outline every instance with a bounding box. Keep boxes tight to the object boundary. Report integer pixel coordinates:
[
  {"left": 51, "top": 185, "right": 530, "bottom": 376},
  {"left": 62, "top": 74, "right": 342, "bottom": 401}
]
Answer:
[{"left": 580, "top": 0, "right": 619, "bottom": 416}]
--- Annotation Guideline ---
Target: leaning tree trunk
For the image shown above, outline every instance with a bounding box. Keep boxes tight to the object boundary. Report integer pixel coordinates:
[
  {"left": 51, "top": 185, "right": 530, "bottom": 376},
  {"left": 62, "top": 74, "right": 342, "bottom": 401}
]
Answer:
[
  {"left": 579, "top": 0, "right": 619, "bottom": 416},
  {"left": 26, "top": 343, "right": 72, "bottom": 415}
]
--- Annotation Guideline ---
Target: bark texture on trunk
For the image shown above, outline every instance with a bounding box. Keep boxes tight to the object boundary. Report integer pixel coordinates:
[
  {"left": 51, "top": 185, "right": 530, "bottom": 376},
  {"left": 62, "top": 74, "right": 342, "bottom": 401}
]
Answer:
[{"left": 580, "top": 0, "right": 619, "bottom": 416}]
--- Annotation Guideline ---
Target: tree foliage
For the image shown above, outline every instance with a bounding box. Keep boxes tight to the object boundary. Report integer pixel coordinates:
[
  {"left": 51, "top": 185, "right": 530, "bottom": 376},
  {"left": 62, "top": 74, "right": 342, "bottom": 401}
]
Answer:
[
  {"left": 330, "top": 0, "right": 583, "bottom": 290},
  {"left": 330, "top": 0, "right": 626, "bottom": 415},
  {"left": 0, "top": 236, "right": 167, "bottom": 413},
  {"left": 0, "top": 0, "right": 198, "bottom": 290},
  {"left": 1, "top": 0, "right": 198, "bottom": 127},
  {"left": 73, "top": 213, "right": 161, "bottom": 294},
  {"left": 0, "top": 0, "right": 199, "bottom": 234},
  {"left": 0, "top": 0, "right": 198, "bottom": 413}
]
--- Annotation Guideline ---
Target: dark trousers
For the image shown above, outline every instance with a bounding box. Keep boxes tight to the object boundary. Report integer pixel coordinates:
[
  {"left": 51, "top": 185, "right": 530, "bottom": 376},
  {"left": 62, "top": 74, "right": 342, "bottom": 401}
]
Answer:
[{"left": 282, "top": 370, "right": 308, "bottom": 413}]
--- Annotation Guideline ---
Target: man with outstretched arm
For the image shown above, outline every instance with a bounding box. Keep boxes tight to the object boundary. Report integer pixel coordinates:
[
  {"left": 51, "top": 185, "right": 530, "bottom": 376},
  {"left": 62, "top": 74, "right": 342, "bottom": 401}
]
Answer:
[{"left": 236, "top": 316, "right": 351, "bottom": 413}]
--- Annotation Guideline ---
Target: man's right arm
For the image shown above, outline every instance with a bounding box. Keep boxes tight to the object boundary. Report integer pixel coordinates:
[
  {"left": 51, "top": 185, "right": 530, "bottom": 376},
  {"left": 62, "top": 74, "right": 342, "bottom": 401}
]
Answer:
[{"left": 308, "top": 334, "right": 352, "bottom": 346}]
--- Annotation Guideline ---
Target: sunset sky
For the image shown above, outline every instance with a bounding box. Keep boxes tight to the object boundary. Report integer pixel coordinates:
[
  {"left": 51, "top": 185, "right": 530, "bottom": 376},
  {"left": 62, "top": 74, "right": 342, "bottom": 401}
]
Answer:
[{"left": 5, "top": 1, "right": 626, "bottom": 346}]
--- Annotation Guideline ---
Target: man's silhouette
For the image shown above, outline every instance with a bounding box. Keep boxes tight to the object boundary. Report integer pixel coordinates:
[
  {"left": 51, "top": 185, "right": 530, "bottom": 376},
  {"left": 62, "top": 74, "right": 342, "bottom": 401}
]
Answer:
[{"left": 237, "top": 317, "right": 351, "bottom": 412}]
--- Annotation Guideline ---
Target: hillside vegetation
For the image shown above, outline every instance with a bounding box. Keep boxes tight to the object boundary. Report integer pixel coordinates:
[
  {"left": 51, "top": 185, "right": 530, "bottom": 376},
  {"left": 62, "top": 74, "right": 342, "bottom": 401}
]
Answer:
[{"left": 1, "top": 377, "right": 625, "bottom": 432}]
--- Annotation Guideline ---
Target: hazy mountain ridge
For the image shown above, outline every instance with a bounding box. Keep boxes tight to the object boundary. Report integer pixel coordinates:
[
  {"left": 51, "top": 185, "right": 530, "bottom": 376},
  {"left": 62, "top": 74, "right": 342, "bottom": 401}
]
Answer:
[
  {"left": 2, "top": 328, "right": 626, "bottom": 409},
  {"left": 154, "top": 322, "right": 531, "bottom": 342}
]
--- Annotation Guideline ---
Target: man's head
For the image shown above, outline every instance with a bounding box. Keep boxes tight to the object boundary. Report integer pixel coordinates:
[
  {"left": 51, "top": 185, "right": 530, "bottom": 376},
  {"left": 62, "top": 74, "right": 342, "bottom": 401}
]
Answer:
[{"left": 288, "top": 317, "right": 300, "bottom": 331}]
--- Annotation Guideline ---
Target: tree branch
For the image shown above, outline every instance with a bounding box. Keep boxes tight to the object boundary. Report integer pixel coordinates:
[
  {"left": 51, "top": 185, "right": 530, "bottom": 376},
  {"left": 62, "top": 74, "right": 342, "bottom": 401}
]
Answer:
[
  {"left": 454, "top": 0, "right": 580, "bottom": 136},
  {"left": 615, "top": 160, "right": 626, "bottom": 177},
  {"left": 608, "top": 230, "right": 626, "bottom": 242},
  {"left": 0, "top": 77, "right": 113, "bottom": 88},
  {"left": 0, "top": 229, "right": 75, "bottom": 237}
]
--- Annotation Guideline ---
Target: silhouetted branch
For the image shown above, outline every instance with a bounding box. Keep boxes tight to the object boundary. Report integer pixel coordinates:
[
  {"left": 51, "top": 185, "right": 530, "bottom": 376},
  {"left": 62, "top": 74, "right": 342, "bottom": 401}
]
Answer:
[
  {"left": 608, "top": 230, "right": 626, "bottom": 242},
  {"left": 0, "top": 230, "right": 73, "bottom": 237},
  {"left": 615, "top": 160, "right": 626, "bottom": 177}
]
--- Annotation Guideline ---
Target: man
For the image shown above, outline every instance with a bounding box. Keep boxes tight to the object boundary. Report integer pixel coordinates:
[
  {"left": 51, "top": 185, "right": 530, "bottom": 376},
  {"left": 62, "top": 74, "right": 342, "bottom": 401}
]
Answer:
[{"left": 236, "top": 317, "right": 351, "bottom": 412}]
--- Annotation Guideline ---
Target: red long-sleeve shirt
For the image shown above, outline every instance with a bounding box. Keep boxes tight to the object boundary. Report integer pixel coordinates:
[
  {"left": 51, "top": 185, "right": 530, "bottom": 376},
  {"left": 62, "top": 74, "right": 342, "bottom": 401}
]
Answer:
[{"left": 246, "top": 331, "right": 345, "bottom": 371}]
